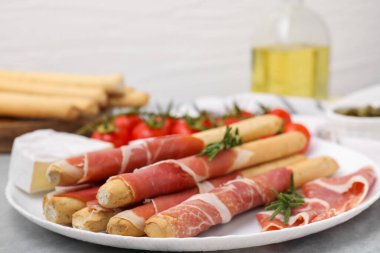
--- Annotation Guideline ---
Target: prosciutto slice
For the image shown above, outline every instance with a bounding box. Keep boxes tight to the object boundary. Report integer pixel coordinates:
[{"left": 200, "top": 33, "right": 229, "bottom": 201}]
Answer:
[
  {"left": 148, "top": 168, "right": 291, "bottom": 237},
  {"left": 114, "top": 149, "right": 241, "bottom": 202},
  {"left": 257, "top": 167, "right": 376, "bottom": 231},
  {"left": 55, "top": 134, "right": 204, "bottom": 184},
  {"left": 114, "top": 172, "right": 241, "bottom": 231},
  {"left": 54, "top": 186, "right": 100, "bottom": 202}
]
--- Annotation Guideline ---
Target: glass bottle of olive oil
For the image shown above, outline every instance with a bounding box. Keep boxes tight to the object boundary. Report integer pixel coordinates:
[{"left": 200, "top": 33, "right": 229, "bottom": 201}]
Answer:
[{"left": 252, "top": 0, "right": 330, "bottom": 99}]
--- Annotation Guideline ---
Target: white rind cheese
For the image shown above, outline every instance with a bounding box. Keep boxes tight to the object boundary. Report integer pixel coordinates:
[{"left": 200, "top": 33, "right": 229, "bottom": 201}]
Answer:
[{"left": 9, "top": 129, "right": 113, "bottom": 194}]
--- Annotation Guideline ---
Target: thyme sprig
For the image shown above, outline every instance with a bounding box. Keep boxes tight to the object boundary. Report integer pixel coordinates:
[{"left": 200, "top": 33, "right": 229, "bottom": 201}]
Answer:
[
  {"left": 198, "top": 126, "right": 242, "bottom": 161},
  {"left": 265, "top": 174, "right": 305, "bottom": 224}
]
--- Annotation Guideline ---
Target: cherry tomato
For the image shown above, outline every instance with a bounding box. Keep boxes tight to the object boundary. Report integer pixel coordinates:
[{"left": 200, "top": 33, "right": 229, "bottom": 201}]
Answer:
[
  {"left": 239, "top": 111, "right": 254, "bottom": 118},
  {"left": 160, "top": 116, "right": 174, "bottom": 134},
  {"left": 216, "top": 116, "right": 241, "bottom": 126},
  {"left": 215, "top": 118, "right": 224, "bottom": 127},
  {"left": 269, "top": 108, "right": 292, "bottom": 124},
  {"left": 200, "top": 118, "right": 213, "bottom": 129},
  {"left": 115, "top": 114, "right": 141, "bottom": 130},
  {"left": 227, "top": 103, "right": 254, "bottom": 119},
  {"left": 225, "top": 116, "right": 241, "bottom": 125},
  {"left": 171, "top": 119, "right": 197, "bottom": 135},
  {"left": 131, "top": 121, "right": 166, "bottom": 140},
  {"left": 114, "top": 115, "right": 141, "bottom": 144},
  {"left": 91, "top": 131, "right": 125, "bottom": 148},
  {"left": 283, "top": 122, "right": 311, "bottom": 153}
]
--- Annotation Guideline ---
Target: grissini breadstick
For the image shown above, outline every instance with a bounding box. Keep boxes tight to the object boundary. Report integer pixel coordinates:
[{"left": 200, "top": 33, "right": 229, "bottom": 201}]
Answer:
[
  {"left": 43, "top": 186, "right": 99, "bottom": 225},
  {"left": 144, "top": 156, "right": 339, "bottom": 238},
  {"left": 72, "top": 201, "right": 119, "bottom": 232},
  {"left": 0, "top": 91, "right": 99, "bottom": 118},
  {"left": 0, "top": 79, "right": 107, "bottom": 105},
  {"left": 106, "top": 154, "right": 305, "bottom": 236},
  {"left": 238, "top": 154, "right": 317, "bottom": 181},
  {"left": 108, "top": 89, "right": 149, "bottom": 107},
  {"left": 192, "top": 114, "right": 282, "bottom": 144},
  {"left": 48, "top": 96, "right": 100, "bottom": 117},
  {"left": 0, "top": 92, "right": 80, "bottom": 120},
  {"left": 47, "top": 115, "right": 282, "bottom": 186},
  {"left": 0, "top": 70, "right": 124, "bottom": 94},
  {"left": 97, "top": 132, "right": 307, "bottom": 208}
]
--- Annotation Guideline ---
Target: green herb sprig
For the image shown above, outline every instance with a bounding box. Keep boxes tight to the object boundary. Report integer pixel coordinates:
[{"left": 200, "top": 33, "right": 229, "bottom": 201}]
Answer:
[
  {"left": 265, "top": 174, "right": 305, "bottom": 224},
  {"left": 198, "top": 126, "right": 242, "bottom": 161}
]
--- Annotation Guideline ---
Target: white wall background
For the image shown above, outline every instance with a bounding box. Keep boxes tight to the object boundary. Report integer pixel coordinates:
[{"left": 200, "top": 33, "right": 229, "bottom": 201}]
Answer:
[{"left": 0, "top": 0, "right": 379, "bottom": 102}]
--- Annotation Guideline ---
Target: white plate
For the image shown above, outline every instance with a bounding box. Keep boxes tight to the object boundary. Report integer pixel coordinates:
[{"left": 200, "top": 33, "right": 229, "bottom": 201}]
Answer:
[{"left": 6, "top": 136, "right": 380, "bottom": 251}]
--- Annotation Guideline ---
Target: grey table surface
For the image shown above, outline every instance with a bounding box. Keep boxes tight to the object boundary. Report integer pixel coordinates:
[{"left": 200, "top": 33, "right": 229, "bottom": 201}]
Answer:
[{"left": 1, "top": 154, "right": 379, "bottom": 253}]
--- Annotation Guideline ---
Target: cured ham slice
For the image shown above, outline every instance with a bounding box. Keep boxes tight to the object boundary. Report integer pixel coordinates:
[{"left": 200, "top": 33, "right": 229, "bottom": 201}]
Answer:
[
  {"left": 46, "top": 115, "right": 282, "bottom": 186},
  {"left": 54, "top": 187, "right": 100, "bottom": 202},
  {"left": 145, "top": 168, "right": 291, "bottom": 237},
  {"left": 257, "top": 167, "right": 376, "bottom": 231},
  {"left": 97, "top": 132, "right": 307, "bottom": 208},
  {"left": 114, "top": 150, "right": 237, "bottom": 202}
]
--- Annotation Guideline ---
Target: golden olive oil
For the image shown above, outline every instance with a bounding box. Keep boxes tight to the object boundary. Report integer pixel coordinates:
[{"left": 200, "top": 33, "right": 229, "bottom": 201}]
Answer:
[{"left": 251, "top": 45, "right": 329, "bottom": 98}]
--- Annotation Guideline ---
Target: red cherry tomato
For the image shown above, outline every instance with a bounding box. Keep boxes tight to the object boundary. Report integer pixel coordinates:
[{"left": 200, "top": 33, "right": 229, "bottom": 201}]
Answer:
[
  {"left": 283, "top": 122, "right": 311, "bottom": 153},
  {"left": 239, "top": 111, "right": 254, "bottom": 118},
  {"left": 91, "top": 131, "right": 125, "bottom": 148},
  {"left": 146, "top": 115, "right": 173, "bottom": 135},
  {"left": 131, "top": 121, "right": 166, "bottom": 140},
  {"left": 115, "top": 115, "right": 141, "bottom": 130},
  {"left": 200, "top": 118, "right": 213, "bottom": 129},
  {"left": 171, "top": 119, "right": 197, "bottom": 135},
  {"left": 269, "top": 108, "right": 292, "bottom": 124},
  {"left": 217, "top": 116, "right": 241, "bottom": 126},
  {"left": 215, "top": 118, "right": 224, "bottom": 127},
  {"left": 114, "top": 115, "right": 141, "bottom": 144},
  {"left": 161, "top": 116, "right": 174, "bottom": 134}
]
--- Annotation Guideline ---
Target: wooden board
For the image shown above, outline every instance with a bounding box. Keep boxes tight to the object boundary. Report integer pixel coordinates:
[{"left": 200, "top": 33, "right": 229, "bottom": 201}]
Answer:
[{"left": 0, "top": 117, "right": 92, "bottom": 153}]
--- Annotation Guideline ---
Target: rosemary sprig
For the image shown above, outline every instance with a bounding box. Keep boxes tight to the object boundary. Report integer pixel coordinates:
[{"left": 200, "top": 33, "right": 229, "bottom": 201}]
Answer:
[
  {"left": 265, "top": 174, "right": 305, "bottom": 224},
  {"left": 198, "top": 126, "right": 242, "bottom": 160}
]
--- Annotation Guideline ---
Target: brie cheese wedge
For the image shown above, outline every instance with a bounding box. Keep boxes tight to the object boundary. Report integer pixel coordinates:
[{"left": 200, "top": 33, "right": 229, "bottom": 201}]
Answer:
[{"left": 9, "top": 129, "right": 113, "bottom": 193}]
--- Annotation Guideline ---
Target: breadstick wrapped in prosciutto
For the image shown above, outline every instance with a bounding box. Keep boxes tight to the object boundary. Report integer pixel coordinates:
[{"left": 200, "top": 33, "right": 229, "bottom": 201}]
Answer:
[
  {"left": 257, "top": 167, "right": 376, "bottom": 231},
  {"left": 145, "top": 156, "right": 339, "bottom": 237},
  {"left": 47, "top": 135, "right": 204, "bottom": 186},
  {"left": 43, "top": 186, "right": 99, "bottom": 225},
  {"left": 47, "top": 115, "right": 282, "bottom": 186},
  {"left": 106, "top": 155, "right": 305, "bottom": 236},
  {"left": 97, "top": 132, "right": 307, "bottom": 208}
]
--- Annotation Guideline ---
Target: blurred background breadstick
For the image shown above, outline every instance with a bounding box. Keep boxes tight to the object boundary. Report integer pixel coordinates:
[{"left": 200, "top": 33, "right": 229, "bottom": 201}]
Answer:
[
  {"left": 0, "top": 70, "right": 124, "bottom": 94},
  {"left": 0, "top": 92, "right": 81, "bottom": 120},
  {"left": 53, "top": 97, "right": 100, "bottom": 117},
  {"left": 0, "top": 79, "right": 107, "bottom": 106},
  {"left": 108, "top": 88, "right": 149, "bottom": 107}
]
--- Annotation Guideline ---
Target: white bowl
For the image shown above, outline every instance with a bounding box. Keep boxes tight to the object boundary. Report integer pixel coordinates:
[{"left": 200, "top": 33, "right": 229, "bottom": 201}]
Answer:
[{"left": 326, "top": 101, "right": 380, "bottom": 140}]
